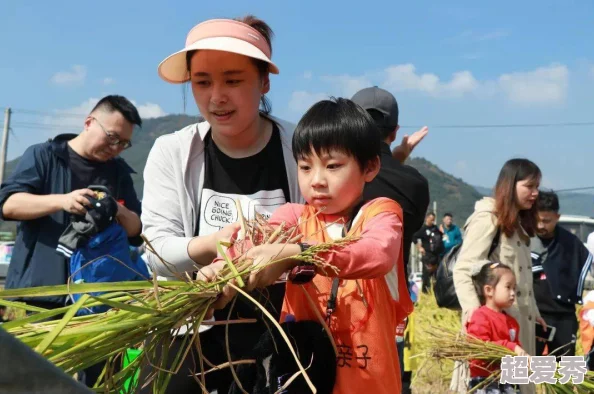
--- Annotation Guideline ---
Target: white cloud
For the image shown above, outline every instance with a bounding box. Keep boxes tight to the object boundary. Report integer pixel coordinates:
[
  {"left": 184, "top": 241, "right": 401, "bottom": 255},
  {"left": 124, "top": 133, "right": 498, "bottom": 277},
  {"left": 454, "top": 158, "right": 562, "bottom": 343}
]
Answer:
[
  {"left": 43, "top": 98, "right": 167, "bottom": 132},
  {"left": 303, "top": 71, "right": 312, "bottom": 80},
  {"left": 43, "top": 98, "right": 98, "bottom": 130},
  {"left": 320, "top": 74, "right": 373, "bottom": 97},
  {"left": 462, "top": 53, "right": 482, "bottom": 60},
  {"left": 475, "top": 29, "right": 510, "bottom": 42},
  {"left": 456, "top": 160, "right": 468, "bottom": 171},
  {"left": 288, "top": 63, "right": 569, "bottom": 109},
  {"left": 288, "top": 91, "right": 328, "bottom": 113},
  {"left": 452, "top": 29, "right": 510, "bottom": 43},
  {"left": 102, "top": 77, "right": 115, "bottom": 85},
  {"left": 133, "top": 102, "right": 167, "bottom": 119},
  {"left": 50, "top": 65, "right": 87, "bottom": 86},
  {"left": 498, "top": 64, "right": 568, "bottom": 104},
  {"left": 383, "top": 64, "right": 478, "bottom": 97}
]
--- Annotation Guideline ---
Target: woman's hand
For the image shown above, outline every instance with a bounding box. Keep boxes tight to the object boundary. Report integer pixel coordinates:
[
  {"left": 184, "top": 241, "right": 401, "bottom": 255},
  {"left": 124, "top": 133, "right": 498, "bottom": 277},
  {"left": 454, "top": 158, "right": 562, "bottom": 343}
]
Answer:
[
  {"left": 514, "top": 345, "right": 529, "bottom": 357},
  {"left": 188, "top": 222, "right": 241, "bottom": 265},
  {"left": 536, "top": 316, "right": 548, "bottom": 343},
  {"left": 196, "top": 259, "right": 237, "bottom": 319},
  {"left": 462, "top": 306, "right": 479, "bottom": 326}
]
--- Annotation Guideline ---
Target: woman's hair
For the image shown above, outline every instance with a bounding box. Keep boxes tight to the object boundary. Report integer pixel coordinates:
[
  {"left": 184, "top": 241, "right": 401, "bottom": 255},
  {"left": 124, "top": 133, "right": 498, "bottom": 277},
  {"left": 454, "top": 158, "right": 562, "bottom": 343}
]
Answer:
[
  {"left": 292, "top": 97, "right": 381, "bottom": 170},
  {"left": 184, "top": 15, "right": 273, "bottom": 114},
  {"left": 472, "top": 262, "right": 514, "bottom": 305},
  {"left": 493, "top": 158, "right": 541, "bottom": 238}
]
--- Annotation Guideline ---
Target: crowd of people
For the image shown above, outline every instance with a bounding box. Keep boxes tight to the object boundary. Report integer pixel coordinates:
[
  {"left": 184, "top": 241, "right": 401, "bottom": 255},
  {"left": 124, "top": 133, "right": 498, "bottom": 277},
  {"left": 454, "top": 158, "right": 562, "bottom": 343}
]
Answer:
[{"left": 0, "top": 13, "right": 593, "bottom": 394}]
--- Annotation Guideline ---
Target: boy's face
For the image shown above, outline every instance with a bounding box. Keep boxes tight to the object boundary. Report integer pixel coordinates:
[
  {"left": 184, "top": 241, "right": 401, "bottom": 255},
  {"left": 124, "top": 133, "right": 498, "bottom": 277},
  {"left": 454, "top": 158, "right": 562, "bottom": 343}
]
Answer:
[{"left": 297, "top": 148, "right": 379, "bottom": 217}]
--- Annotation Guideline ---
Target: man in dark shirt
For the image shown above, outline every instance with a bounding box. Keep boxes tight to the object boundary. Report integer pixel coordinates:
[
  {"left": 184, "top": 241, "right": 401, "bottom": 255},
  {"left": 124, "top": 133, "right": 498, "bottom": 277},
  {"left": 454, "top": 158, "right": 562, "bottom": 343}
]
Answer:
[
  {"left": 531, "top": 191, "right": 593, "bottom": 357},
  {"left": 353, "top": 86, "right": 430, "bottom": 278},
  {"left": 0, "top": 95, "right": 143, "bottom": 387},
  {"left": 413, "top": 212, "right": 443, "bottom": 294},
  {"left": 353, "top": 86, "right": 430, "bottom": 394}
]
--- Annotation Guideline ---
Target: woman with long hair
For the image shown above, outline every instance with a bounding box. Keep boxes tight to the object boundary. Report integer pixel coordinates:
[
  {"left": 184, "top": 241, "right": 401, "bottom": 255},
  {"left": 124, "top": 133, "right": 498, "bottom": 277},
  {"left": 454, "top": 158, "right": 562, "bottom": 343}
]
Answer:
[{"left": 452, "top": 158, "right": 547, "bottom": 394}]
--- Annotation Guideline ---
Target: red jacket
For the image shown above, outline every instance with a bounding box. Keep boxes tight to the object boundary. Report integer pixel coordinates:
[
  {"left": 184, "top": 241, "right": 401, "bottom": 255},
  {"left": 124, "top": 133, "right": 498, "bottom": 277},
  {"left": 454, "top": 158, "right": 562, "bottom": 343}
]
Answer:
[{"left": 466, "top": 305, "right": 521, "bottom": 377}]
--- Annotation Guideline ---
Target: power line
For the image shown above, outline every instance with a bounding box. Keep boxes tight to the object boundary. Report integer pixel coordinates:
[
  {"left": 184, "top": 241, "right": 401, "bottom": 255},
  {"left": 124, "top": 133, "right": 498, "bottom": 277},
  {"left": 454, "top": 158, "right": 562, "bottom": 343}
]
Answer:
[
  {"left": 10, "top": 108, "right": 85, "bottom": 119},
  {"left": 3, "top": 106, "right": 594, "bottom": 129},
  {"left": 551, "top": 186, "right": 594, "bottom": 193},
  {"left": 399, "top": 121, "right": 594, "bottom": 129}
]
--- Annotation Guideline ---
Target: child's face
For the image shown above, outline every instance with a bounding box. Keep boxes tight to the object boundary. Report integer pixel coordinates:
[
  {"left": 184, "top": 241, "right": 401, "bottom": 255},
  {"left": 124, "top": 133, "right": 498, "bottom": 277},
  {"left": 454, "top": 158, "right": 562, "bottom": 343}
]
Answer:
[
  {"left": 297, "top": 149, "right": 379, "bottom": 216},
  {"left": 487, "top": 270, "right": 517, "bottom": 309}
]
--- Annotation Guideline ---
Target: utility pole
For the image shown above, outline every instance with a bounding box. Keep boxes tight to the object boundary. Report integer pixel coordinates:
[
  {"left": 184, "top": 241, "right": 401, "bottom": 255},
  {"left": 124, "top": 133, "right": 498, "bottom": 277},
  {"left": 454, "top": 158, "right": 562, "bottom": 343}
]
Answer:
[
  {"left": 433, "top": 200, "right": 438, "bottom": 218},
  {"left": 0, "top": 108, "right": 11, "bottom": 185}
]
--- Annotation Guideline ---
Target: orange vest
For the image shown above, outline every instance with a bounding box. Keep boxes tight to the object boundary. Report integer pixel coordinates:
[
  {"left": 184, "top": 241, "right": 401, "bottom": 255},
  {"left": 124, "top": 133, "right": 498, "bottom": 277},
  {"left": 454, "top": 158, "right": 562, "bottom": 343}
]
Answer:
[
  {"left": 580, "top": 301, "right": 594, "bottom": 354},
  {"left": 281, "top": 198, "right": 413, "bottom": 394}
]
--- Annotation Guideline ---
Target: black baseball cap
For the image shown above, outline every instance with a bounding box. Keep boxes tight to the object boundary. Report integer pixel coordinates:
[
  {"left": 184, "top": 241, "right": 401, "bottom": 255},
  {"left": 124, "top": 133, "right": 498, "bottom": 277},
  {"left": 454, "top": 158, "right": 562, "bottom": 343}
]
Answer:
[{"left": 351, "top": 86, "right": 399, "bottom": 130}]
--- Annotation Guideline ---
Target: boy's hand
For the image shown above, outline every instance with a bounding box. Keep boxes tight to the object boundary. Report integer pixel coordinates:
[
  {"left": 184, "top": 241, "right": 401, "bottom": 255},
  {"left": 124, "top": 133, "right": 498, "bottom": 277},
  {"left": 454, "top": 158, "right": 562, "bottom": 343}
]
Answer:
[{"left": 246, "top": 244, "right": 301, "bottom": 290}]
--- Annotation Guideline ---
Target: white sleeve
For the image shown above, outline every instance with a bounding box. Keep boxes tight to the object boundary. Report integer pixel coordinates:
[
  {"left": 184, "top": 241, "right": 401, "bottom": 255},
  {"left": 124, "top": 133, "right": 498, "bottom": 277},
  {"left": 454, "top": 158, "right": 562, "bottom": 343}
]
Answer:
[{"left": 141, "top": 137, "right": 195, "bottom": 277}]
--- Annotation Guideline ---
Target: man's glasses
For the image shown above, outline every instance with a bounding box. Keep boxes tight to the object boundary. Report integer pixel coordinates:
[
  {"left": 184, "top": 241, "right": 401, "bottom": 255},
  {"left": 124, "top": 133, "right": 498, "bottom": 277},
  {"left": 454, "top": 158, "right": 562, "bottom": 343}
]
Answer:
[{"left": 91, "top": 117, "right": 132, "bottom": 149}]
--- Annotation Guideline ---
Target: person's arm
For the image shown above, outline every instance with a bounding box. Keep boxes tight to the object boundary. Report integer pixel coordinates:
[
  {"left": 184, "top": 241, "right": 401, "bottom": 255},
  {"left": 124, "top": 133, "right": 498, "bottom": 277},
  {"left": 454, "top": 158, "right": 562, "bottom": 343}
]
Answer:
[
  {"left": 0, "top": 145, "right": 96, "bottom": 221},
  {"left": 453, "top": 211, "right": 498, "bottom": 318},
  {"left": 141, "top": 138, "right": 241, "bottom": 276},
  {"left": 316, "top": 211, "right": 403, "bottom": 279},
  {"left": 140, "top": 137, "right": 198, "bottom": 276},
  {"left": 391, "top": 126, "right": 429, "bottom": 163},
  {"left": 466, "top": 315, "right": 518, "bottom": 352},
  {"left": 116, "top": 172, "right": 143, "bottom": 243},
  {"left": 3, "top": 193, "right": 63, "bottom": 220},
  {"left": 115, "top": 203, "right": 142, "bottom": 238},
  {"left": 455, "top": 226, "right": 463, "bottom": 244}
]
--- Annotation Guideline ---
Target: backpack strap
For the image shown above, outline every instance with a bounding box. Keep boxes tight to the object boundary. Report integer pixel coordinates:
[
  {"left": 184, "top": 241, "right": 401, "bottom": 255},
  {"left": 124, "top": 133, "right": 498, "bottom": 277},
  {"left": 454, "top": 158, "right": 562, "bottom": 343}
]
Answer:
[
  {"left": 488, "top": 228, "right": 502, "bottom": 257},
  {"left": 325, "top": 200, "right": 367, "bottom": 323}
]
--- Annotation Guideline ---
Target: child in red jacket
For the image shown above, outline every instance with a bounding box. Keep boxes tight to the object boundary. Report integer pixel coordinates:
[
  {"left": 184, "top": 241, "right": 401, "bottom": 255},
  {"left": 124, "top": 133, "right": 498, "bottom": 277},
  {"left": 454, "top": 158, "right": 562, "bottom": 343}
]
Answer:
[{"left": 467, "top": 262, "right": 528, "bottom": 393}]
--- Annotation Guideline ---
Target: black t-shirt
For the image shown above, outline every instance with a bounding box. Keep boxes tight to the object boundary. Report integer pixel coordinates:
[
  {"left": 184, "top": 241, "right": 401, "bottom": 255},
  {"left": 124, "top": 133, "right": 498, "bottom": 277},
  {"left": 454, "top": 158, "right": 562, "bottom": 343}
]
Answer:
[
  {"left": 67, "top": 145, "right": 118, "bottom": 195},
  {"left": 413, "top": 224, "right": 442, "bottom": 265},
  {"left": 198, "top": 123, "right": 291, "bottom": 235},
  {"left": 364, "top": 143, "right": 430, "bottom": 277},
  {"left": 198, "top": 123, "right": 291, "bottom": 356}
]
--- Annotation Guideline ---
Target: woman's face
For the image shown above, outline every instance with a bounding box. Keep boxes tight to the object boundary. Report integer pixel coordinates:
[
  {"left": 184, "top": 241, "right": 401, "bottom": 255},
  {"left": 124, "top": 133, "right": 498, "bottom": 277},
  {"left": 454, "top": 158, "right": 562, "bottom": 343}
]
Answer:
[
  {"left": 189, "top": 50, "right": 269, "bottom": 138},
  {"left": 515, "top": 177, "right": 540, "bottom": 210},
  {"left": 190, "top": 50, "right": 270, "bottom": 137}
]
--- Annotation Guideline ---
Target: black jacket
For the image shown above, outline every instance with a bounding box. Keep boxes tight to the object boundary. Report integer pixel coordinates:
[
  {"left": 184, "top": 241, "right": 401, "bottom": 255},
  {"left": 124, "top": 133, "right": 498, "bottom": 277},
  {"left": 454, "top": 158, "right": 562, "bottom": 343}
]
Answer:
[
  {"left": 364, "top": 143, "right": 430, "bottom": 278},
  {"left": 0, "top": 134, "right": 142, "bottom": 307},
  {"left": 531, "top": 225, "right": 593, "bottom": 313}
]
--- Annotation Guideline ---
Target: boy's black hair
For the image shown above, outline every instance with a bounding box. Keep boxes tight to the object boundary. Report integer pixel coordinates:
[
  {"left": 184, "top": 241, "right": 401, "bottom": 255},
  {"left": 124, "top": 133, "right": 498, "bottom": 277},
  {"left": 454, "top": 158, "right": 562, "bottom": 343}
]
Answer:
[
  {"left": 426, "top": 211, "right": 436, "bottom": 218},
  {"left": 292, "top": 97, "right": 381, "bottom": 170},
  {"left": 537, "top": 190, "right": 560, "bottom": 213},
  {"left": 472, "top": 262, "right": 514, "bottom": 305},
  {"left": 91, "top": 95, "right": 142, "bottom": 127},
  {"left": 443, "top": 212, "right": 453, "bottom": 218}
]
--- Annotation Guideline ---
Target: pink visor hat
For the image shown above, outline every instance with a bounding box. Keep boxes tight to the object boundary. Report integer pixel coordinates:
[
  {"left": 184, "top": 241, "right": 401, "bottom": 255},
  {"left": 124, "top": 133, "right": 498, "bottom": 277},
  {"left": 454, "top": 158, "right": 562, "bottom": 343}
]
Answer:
[{"left": 158, "top": 19, "right": 279, "bottom": 84}]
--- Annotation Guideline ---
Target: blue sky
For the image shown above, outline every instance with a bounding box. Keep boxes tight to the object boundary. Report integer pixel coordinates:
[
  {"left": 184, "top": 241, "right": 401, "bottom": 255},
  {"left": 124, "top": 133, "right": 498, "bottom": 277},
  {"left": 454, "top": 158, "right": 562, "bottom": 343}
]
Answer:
[{"left": 1, "top": 0, "right": 593, "bottom": 192}]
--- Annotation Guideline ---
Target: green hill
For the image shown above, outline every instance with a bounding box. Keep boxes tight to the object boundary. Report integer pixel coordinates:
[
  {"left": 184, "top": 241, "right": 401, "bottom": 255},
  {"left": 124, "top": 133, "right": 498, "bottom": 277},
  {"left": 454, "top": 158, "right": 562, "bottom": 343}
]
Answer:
[{"left": 405, "top": 157, "right": 484, "bottom": 223}]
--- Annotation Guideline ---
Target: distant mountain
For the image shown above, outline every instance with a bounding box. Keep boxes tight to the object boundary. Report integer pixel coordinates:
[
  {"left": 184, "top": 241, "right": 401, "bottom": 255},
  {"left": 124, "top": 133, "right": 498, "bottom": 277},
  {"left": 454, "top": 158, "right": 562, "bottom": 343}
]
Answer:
[
  {"left": 405, "top": 157, "right": 484, "bottom": 223},
  {"left": 3, "top": 114, "right": 588, "bottom": 235},
  {"left": 472, "top": 185, "right": 593, "bottom": 217}
]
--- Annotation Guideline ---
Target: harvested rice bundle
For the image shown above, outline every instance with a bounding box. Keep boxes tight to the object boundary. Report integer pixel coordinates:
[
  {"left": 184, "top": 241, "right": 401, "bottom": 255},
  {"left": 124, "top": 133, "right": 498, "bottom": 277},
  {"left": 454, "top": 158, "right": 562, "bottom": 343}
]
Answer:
[
  {"left": 0, "top": 209, "right": 354, "bottom": 393},
  {"left": 425, "top": 326, "right": 594, "bottom": 393}
]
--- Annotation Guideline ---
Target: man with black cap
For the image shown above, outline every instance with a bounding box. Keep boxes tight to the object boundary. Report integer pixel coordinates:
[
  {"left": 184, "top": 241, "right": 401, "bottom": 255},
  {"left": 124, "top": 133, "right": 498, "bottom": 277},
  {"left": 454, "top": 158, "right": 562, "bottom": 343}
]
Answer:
[
  {"left": 352, "top": 86, "right": 430, "bottom": 394},
  {"left": 352, "top": 86, "right": 430, "bottom": 279}
]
